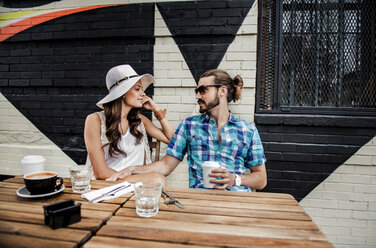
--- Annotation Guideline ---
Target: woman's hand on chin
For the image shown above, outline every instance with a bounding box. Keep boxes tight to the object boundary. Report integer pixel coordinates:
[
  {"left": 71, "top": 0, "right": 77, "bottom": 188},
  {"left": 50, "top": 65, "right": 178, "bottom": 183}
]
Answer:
[
  {"left": 105, "top": 167, "right": 133, "bottom": 181},
  {"left": 141, "top": 96, "right": 159, "bottom": 112}
]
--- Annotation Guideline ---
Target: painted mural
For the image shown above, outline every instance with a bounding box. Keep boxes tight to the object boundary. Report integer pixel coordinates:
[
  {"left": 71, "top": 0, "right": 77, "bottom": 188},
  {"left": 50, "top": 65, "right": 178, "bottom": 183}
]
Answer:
[
  {"left": 0, "top": 0, "right": 375, "bottom": 204},
  {"left": 2, "top": 0, "right": 61, "bottom": 8}
]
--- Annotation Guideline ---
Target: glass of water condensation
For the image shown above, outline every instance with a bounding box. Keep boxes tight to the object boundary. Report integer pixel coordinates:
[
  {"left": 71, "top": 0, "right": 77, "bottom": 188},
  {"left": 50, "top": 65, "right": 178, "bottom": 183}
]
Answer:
[
  {"left": 134, "top": 182, "right": 162, "bottom": 218},
  {"left": 69, "top": 165, "right": 93, "bottom": 193}
]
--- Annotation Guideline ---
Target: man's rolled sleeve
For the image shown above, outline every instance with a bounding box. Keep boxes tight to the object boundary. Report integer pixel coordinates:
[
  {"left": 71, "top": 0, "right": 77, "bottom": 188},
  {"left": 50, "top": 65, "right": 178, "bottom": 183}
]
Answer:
[
  {"left": 166, "top": 121, "right": 187, "bottom": 161},
  {"left": 246, "top": 128, "right": 266, "bottom": 167}
]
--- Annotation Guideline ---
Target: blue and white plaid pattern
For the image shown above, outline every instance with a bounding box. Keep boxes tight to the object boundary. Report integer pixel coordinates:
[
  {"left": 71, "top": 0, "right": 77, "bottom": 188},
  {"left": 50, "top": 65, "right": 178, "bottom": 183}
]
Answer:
[{"left": 166, "top": 112, "right": 266, "bottom": 191}]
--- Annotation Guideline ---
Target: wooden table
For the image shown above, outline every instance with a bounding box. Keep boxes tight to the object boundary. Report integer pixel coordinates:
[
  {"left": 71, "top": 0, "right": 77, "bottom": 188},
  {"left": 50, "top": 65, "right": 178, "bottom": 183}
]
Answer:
[
  {"left": 87, "top": 188, "right": 334, "bottom": 248},
  {"left": 0, "top": 177, "right": 333, "bottom": 247}
]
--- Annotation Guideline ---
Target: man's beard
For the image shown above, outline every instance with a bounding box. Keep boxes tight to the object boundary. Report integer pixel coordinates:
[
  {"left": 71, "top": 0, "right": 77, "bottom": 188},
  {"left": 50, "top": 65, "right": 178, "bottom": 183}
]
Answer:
[{"left": 198, "top": 95, "right": 220, "bottom": 113}]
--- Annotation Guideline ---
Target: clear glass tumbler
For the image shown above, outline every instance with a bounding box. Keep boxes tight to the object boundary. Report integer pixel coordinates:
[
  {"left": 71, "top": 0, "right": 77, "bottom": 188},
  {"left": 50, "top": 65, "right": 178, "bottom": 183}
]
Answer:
[
  {"left": 69, "top": 165, "right": 93, "bottom": 193},
  {"left": 134, "top": 182, "right": 162, "bottom": 218}
]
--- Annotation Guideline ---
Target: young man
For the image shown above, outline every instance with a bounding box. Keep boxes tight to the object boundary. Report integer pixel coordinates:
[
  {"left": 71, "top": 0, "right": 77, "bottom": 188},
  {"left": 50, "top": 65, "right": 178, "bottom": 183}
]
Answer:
[{"left": 107, "top": 69, "right": 267, "bottom": 191}]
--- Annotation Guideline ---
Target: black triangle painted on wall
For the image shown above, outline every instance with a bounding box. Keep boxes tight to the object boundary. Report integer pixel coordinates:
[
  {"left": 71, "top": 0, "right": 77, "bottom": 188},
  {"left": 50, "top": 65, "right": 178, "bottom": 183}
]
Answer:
[{"left": 157, "top": 0, "right": 255, "bottom": 83}]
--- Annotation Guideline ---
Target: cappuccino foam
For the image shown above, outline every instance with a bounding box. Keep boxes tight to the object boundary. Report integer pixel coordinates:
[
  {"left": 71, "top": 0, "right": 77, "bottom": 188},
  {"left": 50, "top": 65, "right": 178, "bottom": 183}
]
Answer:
[{"left": 26, "top": 172, "right": 55, "bottom": 179}]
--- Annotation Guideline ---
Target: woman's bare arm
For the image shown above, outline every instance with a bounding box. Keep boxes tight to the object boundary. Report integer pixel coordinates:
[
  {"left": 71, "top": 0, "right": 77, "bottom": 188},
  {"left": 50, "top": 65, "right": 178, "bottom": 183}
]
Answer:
[{"left": 84, "top": 113, "right": 117, "bottom": 179}]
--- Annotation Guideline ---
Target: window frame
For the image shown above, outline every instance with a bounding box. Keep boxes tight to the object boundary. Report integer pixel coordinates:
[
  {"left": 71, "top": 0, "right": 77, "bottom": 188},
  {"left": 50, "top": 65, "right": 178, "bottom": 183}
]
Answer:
[{"left": 256, "top": 0, "right": 376, "bottom": 117}]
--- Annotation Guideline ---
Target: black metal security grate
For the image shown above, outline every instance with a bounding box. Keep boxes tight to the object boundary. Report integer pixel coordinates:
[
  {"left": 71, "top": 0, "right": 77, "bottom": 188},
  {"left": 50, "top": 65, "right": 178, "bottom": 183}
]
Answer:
[
  {"left": 258, "top": 0, "right": 376, "bottom": 113},
  {"left": 259, "top": 0, "right": 277, "bottom": 110}
]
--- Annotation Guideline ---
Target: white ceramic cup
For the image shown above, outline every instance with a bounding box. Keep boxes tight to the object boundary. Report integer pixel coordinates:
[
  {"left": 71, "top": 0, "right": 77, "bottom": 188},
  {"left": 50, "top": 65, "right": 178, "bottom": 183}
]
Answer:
[
  {"left": 202, "top": 161, "right": 220, "bottom": 188},
  {"left": 21, "top": 155, "right": 45, "bottom": 175}
]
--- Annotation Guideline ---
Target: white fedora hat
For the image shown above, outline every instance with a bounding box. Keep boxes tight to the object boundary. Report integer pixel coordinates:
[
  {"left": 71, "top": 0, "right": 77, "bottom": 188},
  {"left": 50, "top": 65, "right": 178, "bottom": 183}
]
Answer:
[{"left": 96, "top": 64, "right": 155, "bottom": 109}]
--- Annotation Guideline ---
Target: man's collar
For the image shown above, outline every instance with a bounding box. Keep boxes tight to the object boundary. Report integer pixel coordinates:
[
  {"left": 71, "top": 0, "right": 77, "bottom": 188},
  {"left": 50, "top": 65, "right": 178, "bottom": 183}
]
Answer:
[
  {"left": 201, "top": 111, "right": 238, "bottom": 124},
  {"left": 201, "top": 113, "right": 211, "bottom": 123},
  {"left": 228, "top": 112, "right": 238, "bottom": 124}
]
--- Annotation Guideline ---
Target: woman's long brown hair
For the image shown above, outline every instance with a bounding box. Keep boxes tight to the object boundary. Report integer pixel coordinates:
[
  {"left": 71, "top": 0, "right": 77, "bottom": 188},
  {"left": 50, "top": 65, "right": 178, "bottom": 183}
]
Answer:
[{"left": 103, "top": 97, "right": 143, "bottom": 158}]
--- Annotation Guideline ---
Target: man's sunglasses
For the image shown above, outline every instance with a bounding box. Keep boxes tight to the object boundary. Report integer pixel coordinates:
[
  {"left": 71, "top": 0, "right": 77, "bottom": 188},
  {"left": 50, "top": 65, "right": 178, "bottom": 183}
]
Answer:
[{"left": 194, "top": 84, "right": 223, "bottom": 95}]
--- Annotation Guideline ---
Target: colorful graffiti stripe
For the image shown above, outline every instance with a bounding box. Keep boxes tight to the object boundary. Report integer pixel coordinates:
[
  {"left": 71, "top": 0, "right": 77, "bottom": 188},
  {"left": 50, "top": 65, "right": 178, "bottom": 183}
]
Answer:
[
  {"left": 0, "top": 10, "right": 45, "bottom": 25},
  {"left": 0, "top": 5, "right": 115, "bottom": 42}
]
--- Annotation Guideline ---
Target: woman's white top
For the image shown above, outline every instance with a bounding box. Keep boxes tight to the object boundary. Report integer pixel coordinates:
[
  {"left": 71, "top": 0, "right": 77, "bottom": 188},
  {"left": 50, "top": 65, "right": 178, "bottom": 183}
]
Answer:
[
  {"left": 86, "top": 111, "right": 152, "bottom": 172},
  {"left": 105, "top": 127, "right": 144, "bottom": 171}
]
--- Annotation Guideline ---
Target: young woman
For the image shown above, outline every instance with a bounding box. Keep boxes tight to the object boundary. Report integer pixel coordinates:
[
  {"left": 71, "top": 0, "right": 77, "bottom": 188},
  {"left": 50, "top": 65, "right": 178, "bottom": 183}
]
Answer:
[{"left": 84, "top": 64, "right": 174, "bottom": 185}]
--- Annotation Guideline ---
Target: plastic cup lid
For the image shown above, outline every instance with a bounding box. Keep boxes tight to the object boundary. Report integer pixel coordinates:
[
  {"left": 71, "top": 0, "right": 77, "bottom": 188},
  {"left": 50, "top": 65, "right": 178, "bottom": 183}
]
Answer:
[{"left": 21, "top": 155, "right": 46, "bottom": 164}]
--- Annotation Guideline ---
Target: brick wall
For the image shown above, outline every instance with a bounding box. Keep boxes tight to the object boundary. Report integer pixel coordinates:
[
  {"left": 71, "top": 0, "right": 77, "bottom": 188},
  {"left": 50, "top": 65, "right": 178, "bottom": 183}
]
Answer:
[
  {"left": 0, "top": 0, "right": 258, "bottom": 180},
  {"left": 300, "top": 137, "right": 376, "bottom": 248},
  {"left": 256, "top": 114, "right": 376, "bottom": 201},
  {"left": 0, "top": 2, "right": 156, "bottom": 166},
  {"left": 0, "top": 92, "right": 75, "bottom": 176}
]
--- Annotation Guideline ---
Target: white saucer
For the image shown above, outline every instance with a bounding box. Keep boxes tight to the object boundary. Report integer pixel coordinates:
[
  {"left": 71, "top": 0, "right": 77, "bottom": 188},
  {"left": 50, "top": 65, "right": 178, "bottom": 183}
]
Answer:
[{"left": 16, "top": 185, "right": 65, "bottom": 198}]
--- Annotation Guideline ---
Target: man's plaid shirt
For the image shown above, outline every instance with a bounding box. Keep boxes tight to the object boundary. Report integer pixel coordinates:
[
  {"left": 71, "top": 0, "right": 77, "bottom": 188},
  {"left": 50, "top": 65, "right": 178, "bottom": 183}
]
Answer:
[{"left": 166, "top": 112, "right": 266, "bottom": 191}]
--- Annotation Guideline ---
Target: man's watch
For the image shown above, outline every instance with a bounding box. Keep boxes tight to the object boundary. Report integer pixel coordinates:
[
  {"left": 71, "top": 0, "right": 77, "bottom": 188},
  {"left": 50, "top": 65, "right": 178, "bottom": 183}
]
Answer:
[{"left": 234, "top": 174, "right": 241, "bottom": 186}]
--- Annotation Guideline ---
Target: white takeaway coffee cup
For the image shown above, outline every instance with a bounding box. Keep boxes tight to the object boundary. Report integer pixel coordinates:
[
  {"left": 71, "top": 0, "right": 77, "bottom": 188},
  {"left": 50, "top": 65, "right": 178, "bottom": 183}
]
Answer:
[
  {"left": 21, "top": 155, "right": 45, "bottom": 175},
  {"left": 202, "top": 161, "right": 220, "bottom": 188}
]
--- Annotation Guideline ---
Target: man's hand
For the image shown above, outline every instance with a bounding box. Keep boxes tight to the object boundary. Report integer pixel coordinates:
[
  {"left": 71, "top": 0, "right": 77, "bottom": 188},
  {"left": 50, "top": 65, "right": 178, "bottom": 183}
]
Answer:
[
  {"left": 105, "top": 167, "right": 134, "bottom": 181},
  {"left": 209, "top": 168, "right": 236, "bottom": 190},
  {"left": 206, "top": 163, "right": 267, "bottom": 191}
]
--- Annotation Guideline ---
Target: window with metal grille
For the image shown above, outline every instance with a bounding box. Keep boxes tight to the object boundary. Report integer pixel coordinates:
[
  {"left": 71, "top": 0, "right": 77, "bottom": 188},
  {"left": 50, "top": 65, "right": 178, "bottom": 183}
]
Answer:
[{"left": 257, "top": 0, "right": 375, "bottom": 115}]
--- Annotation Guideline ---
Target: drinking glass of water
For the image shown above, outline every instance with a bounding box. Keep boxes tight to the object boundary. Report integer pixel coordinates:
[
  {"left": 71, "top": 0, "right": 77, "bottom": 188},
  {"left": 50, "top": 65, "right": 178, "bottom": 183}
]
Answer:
[
  {"left": 69, "top": 165, "right": 93, "bottom": 193},
  {"left": 134, "top": 182, "right": 162, "bottom": 218}
]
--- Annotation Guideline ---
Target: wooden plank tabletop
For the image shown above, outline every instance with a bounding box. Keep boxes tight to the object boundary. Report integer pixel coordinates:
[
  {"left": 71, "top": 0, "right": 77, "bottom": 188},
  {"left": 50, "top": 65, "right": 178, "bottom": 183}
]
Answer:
[
  {"left": 88, "top": 187, "right": 334, "bottom": 248},
  {"left": 0, "top": 177, "right": 334, "bottom": 247}
]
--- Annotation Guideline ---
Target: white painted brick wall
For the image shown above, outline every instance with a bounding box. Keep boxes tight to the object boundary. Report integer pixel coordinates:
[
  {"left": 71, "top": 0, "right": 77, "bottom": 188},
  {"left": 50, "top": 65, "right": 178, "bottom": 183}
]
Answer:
[{"left": 300, "top": 137, "right": 376, "bottom": 248}]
